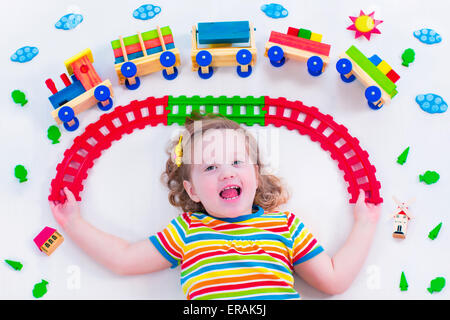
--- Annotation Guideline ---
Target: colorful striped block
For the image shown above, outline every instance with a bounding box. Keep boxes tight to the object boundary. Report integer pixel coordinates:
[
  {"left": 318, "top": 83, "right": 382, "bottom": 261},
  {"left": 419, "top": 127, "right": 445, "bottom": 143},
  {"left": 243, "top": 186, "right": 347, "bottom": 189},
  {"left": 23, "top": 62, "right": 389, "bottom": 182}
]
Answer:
[
  {"left": 269, "top": 31, "right": 331, "bottom": 56},
  {"left": 287, "top": 27, "right": 299, "bottom": 36},
  {"left": 369, "top": 54, "right": 382, "bottom": 67},
  {"left": 111, "top": 26, "right": 173, "bottom": 50},
  {"left": 114, "top": 43, "right": 176, "bottom": 64},
  {"left": 386, "top": 69, "right": 400, "bottom": 83},
  {"left": 298, "top": 28, "right": 312, "bottom": 39},
  {"left": 197, "top": 21, "right": 250, "bottom": 44},
  {"left": 377, "top": 60, "right": 392, "bottom": 75},
  {"left": 310, "top": 32, "right": 322, "bottom": 42},
  {"left": 113, "top": 35, "right": 174, "bottom": 59}
]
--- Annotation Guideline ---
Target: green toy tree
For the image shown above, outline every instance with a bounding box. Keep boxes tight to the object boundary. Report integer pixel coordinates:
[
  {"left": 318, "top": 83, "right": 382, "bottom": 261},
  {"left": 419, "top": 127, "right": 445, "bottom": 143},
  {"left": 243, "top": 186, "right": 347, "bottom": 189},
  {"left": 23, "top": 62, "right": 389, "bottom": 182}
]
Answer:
[
  {"left": 14, "top": 164, "right": 28, "bottom": 183},
  {"left": 47, "top": 125, "right": 61, "bottom": 144},
  {"left": 400, "top": 271, "right": 408, "bottom": 291},
  {"left": 11, "top": 90, "right": 28, "bottom": 106},
  {"left": 32, "top": 279, "right": 49, "bottom": 298},
  {"left": 5, "top": 259, "right": 23, "bottom": 271},
  {"left": 396, "top": 146, "right": 410, "bottom": 165},
  {"left": 401, "top": 48, "right": 415, "bottom": 67},
  {"left": 428, "top": 222, "right": 442, "bottom": 240}
]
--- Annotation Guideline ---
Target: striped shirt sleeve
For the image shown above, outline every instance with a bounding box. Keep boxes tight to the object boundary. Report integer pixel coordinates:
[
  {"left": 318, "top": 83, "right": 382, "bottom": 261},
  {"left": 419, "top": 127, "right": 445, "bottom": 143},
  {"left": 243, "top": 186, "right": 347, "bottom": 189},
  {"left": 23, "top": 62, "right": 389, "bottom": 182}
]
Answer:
[
  {"left": 287, "top": 212, "right": 324, "bottom": 266},
  {"left": 149, "top": 214, "right": 188, "bottom": 269}
]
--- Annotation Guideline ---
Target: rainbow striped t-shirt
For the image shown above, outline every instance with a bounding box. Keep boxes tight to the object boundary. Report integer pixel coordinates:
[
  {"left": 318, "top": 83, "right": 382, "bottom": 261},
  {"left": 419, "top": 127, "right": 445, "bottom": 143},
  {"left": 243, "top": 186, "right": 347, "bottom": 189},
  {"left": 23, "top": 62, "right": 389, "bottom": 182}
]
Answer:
[{"left": 149, "top": 205, "right": 323, "bottom": 300}]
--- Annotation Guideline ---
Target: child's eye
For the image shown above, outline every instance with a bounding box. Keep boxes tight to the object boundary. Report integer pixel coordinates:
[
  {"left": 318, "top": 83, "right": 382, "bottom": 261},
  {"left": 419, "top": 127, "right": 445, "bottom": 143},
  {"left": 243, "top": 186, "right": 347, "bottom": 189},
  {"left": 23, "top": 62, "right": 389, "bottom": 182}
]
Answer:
[
  {"left": 233, "top": 160, "right": 243, "bottom": 166},
  {"left": 205, "top": 165, "right": 216, "bottom": 171}
]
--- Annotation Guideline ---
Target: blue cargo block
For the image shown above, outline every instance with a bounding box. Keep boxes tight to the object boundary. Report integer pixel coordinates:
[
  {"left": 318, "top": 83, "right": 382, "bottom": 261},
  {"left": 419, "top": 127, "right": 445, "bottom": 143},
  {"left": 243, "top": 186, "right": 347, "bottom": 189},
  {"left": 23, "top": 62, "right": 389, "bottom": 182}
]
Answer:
[
  {"left": 197, "top": 21, "right": 250, "bottom": 44},
  {"left": 369, "top": 54, "right": 382, "bottom": 66},
  {"left": 48, "top": 78, "right": 86, "bottom": 109}
]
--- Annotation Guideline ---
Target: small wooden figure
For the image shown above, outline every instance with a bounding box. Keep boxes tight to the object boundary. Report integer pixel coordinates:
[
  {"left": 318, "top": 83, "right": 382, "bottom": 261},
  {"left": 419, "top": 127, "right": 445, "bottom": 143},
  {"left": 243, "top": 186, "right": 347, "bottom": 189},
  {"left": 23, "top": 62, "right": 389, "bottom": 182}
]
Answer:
[
  {"left": 33, "top": 227, "right": 64, "bottom": 256},
  {"left": 391, "top": 196, "right": 415, "bottom": 239}
]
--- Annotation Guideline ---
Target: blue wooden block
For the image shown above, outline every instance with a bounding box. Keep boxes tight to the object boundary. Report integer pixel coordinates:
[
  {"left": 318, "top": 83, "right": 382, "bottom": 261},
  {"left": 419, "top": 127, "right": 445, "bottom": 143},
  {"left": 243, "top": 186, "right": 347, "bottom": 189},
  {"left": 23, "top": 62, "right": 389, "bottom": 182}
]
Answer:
[
  {"left": 114, "top": 43, "right": 175, "bottom": 64},
  {"left": 48, "top": 79, "right": 86, "bottom": 109},
  {"left": 369, "top": 54, "right": 382, "bottom": 67},
  {"left": 197, "top": 21, "right": 250, "bottom": 44}
]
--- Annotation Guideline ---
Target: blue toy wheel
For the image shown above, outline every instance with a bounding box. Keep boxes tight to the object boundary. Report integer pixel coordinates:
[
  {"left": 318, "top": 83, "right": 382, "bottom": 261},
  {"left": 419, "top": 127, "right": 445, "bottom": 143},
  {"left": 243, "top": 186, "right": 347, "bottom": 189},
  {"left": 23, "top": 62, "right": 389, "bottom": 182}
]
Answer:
[
  {"left": 368, "top": 101, "right": 384, "bottom": 110},
  {"left": 160, "top": 51, "right": 176, "bottom": 68},
  {"left": 340, "top": 73, "right": 356, "bottom": 83},
  {"left": 307, "top": 56, "right": 324, "bottom": 76},
  {"left": 236, "top": 65, "right": 252, "bottom": 78},
  {"left": 63, "top": 116, "right": 79, "bottom": 132},
  {"left": 267, "top": 46, "right": 285, "bottom": 67},
  {"left": 97, "top": 97, "right": 113, "bottom": 111},
  {"left": 162, "top": 67, "right": 179, "bottom": 80},
  {"left": 196, "top": 50, "right": 212, "bottom": 67},
  {"left": 125, "top": 76, "right": 141, "bottom": 90},
  {"left": 365, "top": 86, "right": 382, "bottom": 102},
  {"left": 94, "top": 85, "right": 111, "bottom": 102},
  {"left": 120, "top": 61, "right": 137, "bottom": 78},
  {"left": 336, "top": 58, "right": 355, "bottom": 82},
  {"left": 198, "top": 66, "right": 214, "bottom": 79},
  {"left": 236, "top": 49, "right": 252, "bottom": 65},
  {"left": 58, "top": 106, "right": 75, "bottom": 123}
]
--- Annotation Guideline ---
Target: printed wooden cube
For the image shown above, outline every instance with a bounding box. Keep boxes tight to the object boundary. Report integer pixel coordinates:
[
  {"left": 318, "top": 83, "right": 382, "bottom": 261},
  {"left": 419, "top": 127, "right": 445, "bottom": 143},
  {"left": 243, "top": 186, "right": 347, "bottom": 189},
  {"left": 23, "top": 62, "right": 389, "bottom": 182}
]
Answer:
[{"left": 34, "top": 227, "right": 64, "bottom": 256}]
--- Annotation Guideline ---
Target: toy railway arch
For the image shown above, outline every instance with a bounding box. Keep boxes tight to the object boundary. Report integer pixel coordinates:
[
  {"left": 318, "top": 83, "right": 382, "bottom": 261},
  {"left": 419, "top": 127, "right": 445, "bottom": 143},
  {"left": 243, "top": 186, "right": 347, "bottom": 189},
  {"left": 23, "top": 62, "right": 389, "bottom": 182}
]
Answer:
[{"left": 48, "top": 95, "right": 383, "bottom": 205}]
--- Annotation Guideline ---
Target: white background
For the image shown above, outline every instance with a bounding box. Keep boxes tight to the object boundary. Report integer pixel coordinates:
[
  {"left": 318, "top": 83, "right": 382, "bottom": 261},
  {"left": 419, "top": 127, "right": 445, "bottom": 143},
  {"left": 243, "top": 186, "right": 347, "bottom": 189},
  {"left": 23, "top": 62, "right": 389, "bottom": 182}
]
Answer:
[{"left": 1, "top": 0, "right": 449, "bottom": 300}]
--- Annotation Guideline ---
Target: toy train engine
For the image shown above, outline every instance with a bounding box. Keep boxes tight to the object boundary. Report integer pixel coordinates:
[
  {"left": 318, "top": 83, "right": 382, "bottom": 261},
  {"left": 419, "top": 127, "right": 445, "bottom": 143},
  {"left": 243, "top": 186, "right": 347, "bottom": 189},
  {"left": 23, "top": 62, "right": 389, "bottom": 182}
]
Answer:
[
  {"left": 111, "top": 26, "right": 181, "bottom": 90},
  {"left": 191, "top": 21, "right": 257, "bottom": 79},
  {"left": 45, "top": 49, "right": 114, "bottom": 131},
  {"left": 265, "top": 27, "right": 331, "bottom": 76},
  {"left": 336, "top": 45, "right": 399, "bottom": 110}
]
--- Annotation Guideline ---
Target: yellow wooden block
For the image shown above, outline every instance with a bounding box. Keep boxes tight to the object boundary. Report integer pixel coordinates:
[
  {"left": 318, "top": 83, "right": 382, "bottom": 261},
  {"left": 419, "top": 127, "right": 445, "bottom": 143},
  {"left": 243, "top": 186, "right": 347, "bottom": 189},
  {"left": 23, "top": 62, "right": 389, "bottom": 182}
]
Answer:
[
  {"left": 310, "top": 32, "right": 322, "bottom": 43},
  {"left": 64, "top": 48, "right": 94, "bottom": 75},
  {"left": 377, "top": 60, "right": 392, "bottom": 75}
]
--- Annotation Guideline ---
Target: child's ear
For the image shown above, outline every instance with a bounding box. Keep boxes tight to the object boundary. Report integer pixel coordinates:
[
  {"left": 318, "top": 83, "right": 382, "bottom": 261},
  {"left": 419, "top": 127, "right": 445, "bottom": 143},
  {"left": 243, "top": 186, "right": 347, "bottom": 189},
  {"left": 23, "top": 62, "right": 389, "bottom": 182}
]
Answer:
[{"left": 183, "top": 180, "right": 201, "bottom": 203}]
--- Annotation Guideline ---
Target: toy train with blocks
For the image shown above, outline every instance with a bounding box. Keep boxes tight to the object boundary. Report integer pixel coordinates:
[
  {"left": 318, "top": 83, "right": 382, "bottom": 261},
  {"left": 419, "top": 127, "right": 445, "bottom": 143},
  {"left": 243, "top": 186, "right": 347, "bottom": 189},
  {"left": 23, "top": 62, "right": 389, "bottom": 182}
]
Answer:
[
  {"left": 336, "top": 45, "right": 399, "bottom": 110},
  {"left": 45, "top": 49, "right": 114, "bottom": 131},
  {"left": 265, "top": 27, "right": 331, "bottom": 76},
  {"left": 191, "top": 21, "right": 256, "bottom": 79},
  {"left": 111, "top": 26, "right": 181, "bottom": 90}
]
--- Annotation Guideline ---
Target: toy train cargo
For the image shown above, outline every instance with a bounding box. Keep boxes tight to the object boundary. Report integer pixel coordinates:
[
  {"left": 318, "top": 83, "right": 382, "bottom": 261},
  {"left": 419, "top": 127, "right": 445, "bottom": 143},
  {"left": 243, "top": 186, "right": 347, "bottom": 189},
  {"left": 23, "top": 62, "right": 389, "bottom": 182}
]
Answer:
[
  {"left": 45, "top": 48, "right": 114, "bottom": 132},
  {"left": 264, "top": 27, "right": 331, "bottom": 76},
  {"left": 111, "top": 26, "right": 181, "bottom": 90},
  {"left": 336, "top": 45, "right": 400, "bottom": 110},
  {"left": 191, "top": 21, "right": 256, "bottom": 79}
]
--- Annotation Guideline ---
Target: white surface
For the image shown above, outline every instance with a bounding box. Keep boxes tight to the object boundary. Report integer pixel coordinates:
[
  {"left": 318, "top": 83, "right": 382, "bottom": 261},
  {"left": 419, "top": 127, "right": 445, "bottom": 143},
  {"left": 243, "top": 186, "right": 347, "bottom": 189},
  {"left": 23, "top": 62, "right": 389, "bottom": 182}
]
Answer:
[{"left": 1, "top": 0, "right": 449, "bottom": 300}]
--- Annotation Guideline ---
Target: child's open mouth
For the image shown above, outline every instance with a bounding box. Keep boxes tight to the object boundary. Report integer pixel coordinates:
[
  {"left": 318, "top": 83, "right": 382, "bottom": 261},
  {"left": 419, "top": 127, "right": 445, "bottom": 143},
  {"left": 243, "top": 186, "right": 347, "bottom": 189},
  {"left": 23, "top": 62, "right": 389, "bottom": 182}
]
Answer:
[{"left": 219, "top": 185, "right": 241, "bottom": 200}]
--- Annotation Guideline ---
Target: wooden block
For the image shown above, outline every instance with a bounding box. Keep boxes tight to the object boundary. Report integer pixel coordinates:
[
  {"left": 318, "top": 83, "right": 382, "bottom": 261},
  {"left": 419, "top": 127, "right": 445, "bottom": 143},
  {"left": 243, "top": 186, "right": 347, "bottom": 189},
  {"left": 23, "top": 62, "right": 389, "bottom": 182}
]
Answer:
[
  {"left": 345, "top": 46, "right": 397, "bottom": 98},
  {"left": 264, "top": 41, "right": 330, "bottom": 65},
  {"left": 369, "top": 54, "right": 382, "bottom": 66},
  {"left": 114, "top": 43, "right": 176, "bottom": 64},
  {"left": 112, "top": 35, "right": 174, "bottom": 58},
  {"left": 64, "top": 48, "right": 94, "bottom": 75},
  {"left": 298, "top": 28, "right": 312, "bottom": 39},
  {"left": 269, "top": 31, "right": 330, "bottom": 56},
  {"left": 287, "top": 27, "right": 299, "bottom": 36},
  {"left": 110, "top": 26, "right": 173, "bottom": 49},
  {"left": 197, "top": 21, "right": 250, "bottom": 44},
  {"left": 71, "top": 55, "right": 102, "bottom": 91},
  {"left": 310, "top": 32, "right": 322, "bottom": 42},
  {"left": 377, "top": 60, "right": 392, "bottom": 75},
  {"left": 386, "top": 69, "right": 400, "bottom": 83}
]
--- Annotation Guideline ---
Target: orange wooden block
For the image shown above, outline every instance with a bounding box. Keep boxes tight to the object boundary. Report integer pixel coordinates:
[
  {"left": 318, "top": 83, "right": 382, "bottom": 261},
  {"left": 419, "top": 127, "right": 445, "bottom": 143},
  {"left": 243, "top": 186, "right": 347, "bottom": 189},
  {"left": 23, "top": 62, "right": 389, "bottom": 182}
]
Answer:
[{"left": 71, "top": 56, "right": 102, "bottom": 91}]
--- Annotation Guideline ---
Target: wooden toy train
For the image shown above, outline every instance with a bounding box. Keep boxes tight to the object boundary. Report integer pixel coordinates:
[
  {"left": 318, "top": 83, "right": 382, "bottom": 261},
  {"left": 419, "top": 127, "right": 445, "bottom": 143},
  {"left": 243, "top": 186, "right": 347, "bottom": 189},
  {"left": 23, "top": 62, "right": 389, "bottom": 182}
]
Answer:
[
  {"left": 265, "top": 26, "right": 331, "bottom": 76},
  {"left": 336, "top": 45, "right": 399, "bottom": 110},
  {"left": 111, "top": 25, "right": 181, "bottom": 89},
  {"left": 45, "top": 49, "right": 114, "bottom": 131},
  {"left": 191, "top": 21, "right": 256, "bottom": 79}
]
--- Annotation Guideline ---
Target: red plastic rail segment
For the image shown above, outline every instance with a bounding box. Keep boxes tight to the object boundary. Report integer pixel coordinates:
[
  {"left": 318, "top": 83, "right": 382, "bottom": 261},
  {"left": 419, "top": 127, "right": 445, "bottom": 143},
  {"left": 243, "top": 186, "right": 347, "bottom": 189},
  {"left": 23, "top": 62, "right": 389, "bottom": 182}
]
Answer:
[
  {"left": 113, "top": 35, "right": 175, "bottom": 58},
  {"left": 268, "top": 31, "right": 331, "bottom": 57},
  {"left": 263, "top": 96, "right": 382, "bottom": 204},
  {"left": 48, "top": 96, "right": 169, "bottom": 202}
]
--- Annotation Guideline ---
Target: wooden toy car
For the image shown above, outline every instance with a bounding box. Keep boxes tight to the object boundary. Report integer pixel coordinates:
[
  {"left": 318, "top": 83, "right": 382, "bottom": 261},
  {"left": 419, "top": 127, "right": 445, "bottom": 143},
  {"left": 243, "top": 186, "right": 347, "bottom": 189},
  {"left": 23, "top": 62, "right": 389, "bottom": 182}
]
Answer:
[
  {"left": 336, "top": 45, "right": 399, "bottom": 110},
  {"left": 264, "top": 27, "right": 331, "bottom": 76},
  {"left": 111, "top": 26, "right": 181, "bottom": 90},
  {"left": 191, "top": 21, "right": 256, "bottom": 79},
  {"left": 45, "top": 48, "right": 114, "bottom": 131}
]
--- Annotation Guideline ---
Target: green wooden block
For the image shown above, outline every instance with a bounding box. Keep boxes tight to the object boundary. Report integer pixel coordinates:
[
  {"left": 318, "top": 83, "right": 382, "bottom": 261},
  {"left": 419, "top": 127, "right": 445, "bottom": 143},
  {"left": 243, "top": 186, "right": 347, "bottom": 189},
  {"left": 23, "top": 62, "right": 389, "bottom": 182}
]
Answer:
[
  {"left": 345, "top": 45, "right": 398, "bottom": 98},
  {"left": 298, "top": 28, "right": 312, "bottom": 40},
  {"left": 111, "top": 26, "right": 173, "bottom": 50}
]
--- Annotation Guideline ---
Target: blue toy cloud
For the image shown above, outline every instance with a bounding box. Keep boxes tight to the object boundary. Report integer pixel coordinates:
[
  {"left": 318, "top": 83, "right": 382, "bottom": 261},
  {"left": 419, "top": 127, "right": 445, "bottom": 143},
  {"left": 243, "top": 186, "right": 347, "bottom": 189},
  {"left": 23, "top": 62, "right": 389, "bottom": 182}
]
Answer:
[
  {"left": 133, "top": 4, "right": 161, "bottom": 20},
  {"left": 261, "top": 3, "right": 288, "bottom": 19},
  {"left": 55, "top": 13, "right": 84, "bottom": 30},
  {"left": 413, "top": 29, "right": 442, "bottom": 45},
  {"left": 416, "top": 94, "right": 447, "bottom": 114},
  {"left": 11, "top": 46, "right": 39, "bottom": 63}
]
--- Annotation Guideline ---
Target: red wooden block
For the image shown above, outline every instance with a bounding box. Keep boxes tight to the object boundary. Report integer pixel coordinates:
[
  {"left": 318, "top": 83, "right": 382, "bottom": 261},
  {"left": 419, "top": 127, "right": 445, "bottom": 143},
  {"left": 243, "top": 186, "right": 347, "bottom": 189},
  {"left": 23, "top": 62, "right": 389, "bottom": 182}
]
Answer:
[
  {"left": 287, "top": 27, "right": 299, "bottom": 37},
  {"left": 269, "top": 31, "right": 331, "bottom": 56},
  {"left": 386, "top": 69, "right": 400, "bottom": 83}
]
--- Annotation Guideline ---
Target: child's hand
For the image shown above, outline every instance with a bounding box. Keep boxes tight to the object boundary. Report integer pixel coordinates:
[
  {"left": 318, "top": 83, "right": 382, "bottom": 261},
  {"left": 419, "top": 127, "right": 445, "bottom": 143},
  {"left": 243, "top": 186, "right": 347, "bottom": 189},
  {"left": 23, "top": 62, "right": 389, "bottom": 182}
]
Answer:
[
  {"left": 353, "top": 189, "right": 381, "bottom": 225},
  {"left": 49, "top": 187, "right": 81, "bottom": 230}
]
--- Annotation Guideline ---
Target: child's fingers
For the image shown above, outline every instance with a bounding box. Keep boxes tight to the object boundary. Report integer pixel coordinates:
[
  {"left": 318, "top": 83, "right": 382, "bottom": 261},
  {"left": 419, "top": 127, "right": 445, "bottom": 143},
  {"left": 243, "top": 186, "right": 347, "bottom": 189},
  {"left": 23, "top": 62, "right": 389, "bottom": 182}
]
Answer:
[
  {"left": 356, "top": 189, "right": 366, "bottom": 205},
  {"left": 63, "top": 187, "right": 76, "bottom": 203}
]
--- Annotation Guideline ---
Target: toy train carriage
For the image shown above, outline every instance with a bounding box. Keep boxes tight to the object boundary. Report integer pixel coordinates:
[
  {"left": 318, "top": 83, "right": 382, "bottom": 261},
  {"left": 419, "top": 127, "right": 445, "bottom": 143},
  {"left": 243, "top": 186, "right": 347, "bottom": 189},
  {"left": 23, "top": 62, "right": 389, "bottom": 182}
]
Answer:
[
  {"left": 111, "top": 26, "right": 181, "bottom": 90},
  {"left": 336, "top": 45, "right": 400, "bottom": 110},
  {"left": 45, "top": 49, "right": 114, "bottom": 131},
  {"left": 191, "top": 21, "right": 256, "bottom": 79},
  {"left": 264, "top": 27, "right": 331, "bottom": 76}
]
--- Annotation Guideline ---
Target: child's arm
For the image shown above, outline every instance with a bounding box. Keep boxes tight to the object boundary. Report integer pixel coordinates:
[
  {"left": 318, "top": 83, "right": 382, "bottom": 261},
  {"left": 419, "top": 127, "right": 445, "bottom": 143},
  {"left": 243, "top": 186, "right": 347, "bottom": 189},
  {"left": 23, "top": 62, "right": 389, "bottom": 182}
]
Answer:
[
  {"left": 49, "top": 187, "right": 171, "bottom": 275},
  {"left": 294, "top": 189, "right": 381, "bottom": 295}
]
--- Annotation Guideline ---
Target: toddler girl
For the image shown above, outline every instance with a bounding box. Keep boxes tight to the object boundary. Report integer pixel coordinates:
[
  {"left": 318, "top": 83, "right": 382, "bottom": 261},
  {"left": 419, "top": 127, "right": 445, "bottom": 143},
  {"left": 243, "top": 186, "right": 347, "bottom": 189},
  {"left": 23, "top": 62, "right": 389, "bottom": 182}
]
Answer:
[{"left": 49, "top": 112, "right": 381, "bottom": 300}]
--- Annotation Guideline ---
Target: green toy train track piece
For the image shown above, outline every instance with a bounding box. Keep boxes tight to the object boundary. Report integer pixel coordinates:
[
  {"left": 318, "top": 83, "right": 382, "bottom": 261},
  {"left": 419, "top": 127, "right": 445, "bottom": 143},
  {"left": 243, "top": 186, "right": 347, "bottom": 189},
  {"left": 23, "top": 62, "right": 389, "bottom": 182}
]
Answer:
[{"left": 167, "top": 95, "right": 266, "bottom": 126}]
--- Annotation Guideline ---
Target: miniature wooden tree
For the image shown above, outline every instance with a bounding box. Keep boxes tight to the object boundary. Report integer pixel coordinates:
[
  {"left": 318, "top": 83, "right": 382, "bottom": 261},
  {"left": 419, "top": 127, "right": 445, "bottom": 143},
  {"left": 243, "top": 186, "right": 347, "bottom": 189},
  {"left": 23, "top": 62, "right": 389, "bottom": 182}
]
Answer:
[
  {"left": 14, "top": 165, "right": 28, "bottom": 183},
  {"left": 47, "top": 125, "right": 61, "bottom": 144}
]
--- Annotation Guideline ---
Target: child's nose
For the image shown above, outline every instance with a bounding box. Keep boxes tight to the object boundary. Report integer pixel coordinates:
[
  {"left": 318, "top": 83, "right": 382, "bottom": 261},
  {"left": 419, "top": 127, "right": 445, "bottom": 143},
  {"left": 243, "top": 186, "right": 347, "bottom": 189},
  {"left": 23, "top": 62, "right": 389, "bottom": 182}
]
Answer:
[{"left": 219, "top": 165, "right": 236, "bottom": 180}]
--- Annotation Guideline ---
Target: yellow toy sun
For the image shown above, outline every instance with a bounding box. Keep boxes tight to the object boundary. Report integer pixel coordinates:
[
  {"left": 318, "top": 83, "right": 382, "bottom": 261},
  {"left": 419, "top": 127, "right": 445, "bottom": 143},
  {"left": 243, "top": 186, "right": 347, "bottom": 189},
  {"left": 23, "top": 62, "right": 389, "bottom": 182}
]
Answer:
[{"left": 347, "top": 10, "right": 383, "bottom": 40}]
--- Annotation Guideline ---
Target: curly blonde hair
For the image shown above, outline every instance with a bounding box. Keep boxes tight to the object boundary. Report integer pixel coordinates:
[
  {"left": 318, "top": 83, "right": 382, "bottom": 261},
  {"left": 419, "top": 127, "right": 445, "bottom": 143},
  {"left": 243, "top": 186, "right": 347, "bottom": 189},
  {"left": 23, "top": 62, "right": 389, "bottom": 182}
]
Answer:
[{"left": 161, "top": 111, "right": 290, "bottom": 213}]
